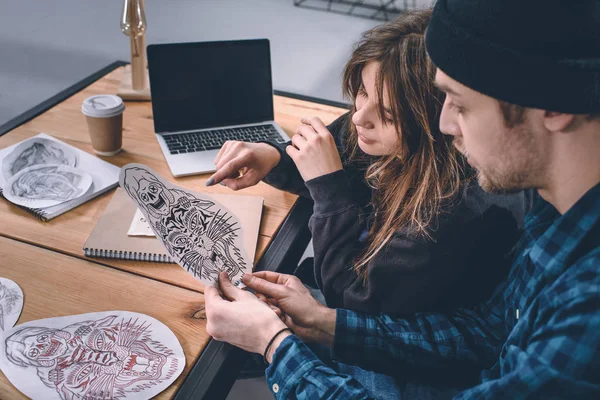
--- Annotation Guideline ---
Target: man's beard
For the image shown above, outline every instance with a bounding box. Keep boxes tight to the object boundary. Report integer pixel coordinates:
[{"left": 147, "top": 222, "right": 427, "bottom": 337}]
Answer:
[{"left": 476, "top": 167, "right": 529, "bottom": 195}]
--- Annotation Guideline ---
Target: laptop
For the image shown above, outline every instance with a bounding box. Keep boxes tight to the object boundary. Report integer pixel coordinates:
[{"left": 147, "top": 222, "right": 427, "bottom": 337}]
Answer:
[{"left": 147, "top": 39, "right": 291, "bottom": 177}]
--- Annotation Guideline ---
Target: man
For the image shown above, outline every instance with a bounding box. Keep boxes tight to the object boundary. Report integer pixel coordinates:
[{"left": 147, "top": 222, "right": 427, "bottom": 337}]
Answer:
[{"left": 205, "top": 0, "right": 600, "bottom": 398}]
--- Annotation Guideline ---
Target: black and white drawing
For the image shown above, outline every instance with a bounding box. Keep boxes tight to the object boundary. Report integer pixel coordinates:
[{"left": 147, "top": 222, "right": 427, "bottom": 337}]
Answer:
[
  {"left": 2, "top": 164, "right": 93, "bottom": 208},
  {"left": 1, "top": 137, "right": 77, "bottom": 182},
  {"left": 119, "top": 164, "right": 251, "bottom": 287},
  {"left": 0, "top": 311, "right": 185, "bottom": 400},
  {"left": 0, "top": 278, "right": 24, "bottom": 331}
]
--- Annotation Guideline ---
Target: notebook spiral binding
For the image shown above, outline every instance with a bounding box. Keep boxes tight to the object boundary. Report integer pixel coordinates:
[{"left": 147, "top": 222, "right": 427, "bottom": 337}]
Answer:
[
  {"left": 83, "top": 248, "right": 174, "bottom": 263},
  {"left": 0, "top": 190, "right": 47, "bottom": 221}
]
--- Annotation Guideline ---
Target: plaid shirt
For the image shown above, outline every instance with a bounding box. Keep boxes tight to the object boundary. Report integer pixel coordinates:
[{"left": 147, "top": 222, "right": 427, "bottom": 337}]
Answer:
[{"left": 266, "top": 183, "right": 600, "bottom": 399}]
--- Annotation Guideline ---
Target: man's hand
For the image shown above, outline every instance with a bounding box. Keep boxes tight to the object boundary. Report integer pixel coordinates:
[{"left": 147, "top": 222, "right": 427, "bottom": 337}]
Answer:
[
  {"left": 286, "top": 117, "right": 343, "bottom": 182},
  {"left": 205, "top": 272, "right": 290, "bottom": 362},
  {"left": 243, "top": 271, "right": 337, "bottom": 347},
  {"left": 206, "top": 142, "right": 281, "bottom": 190}
]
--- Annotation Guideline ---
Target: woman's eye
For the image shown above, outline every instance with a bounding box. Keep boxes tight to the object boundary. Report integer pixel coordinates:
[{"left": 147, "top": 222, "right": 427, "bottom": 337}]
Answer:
[
  {"left": 150, "top": 186, "right": 158, "bottom": 193},
  {"left": 141, "top": 194, "right": 148, "bottom": 201},
  {"left": 38, "top": 335, "right": 48, "bottom": 342},
  {"left": 28, "top": 349, "right": 40, "bottom": 358}
]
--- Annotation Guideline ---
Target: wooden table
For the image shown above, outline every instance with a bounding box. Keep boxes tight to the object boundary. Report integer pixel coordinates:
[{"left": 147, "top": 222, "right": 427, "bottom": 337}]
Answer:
[{"left": 0, "top": 61, "right": 347, "bottom": 399}]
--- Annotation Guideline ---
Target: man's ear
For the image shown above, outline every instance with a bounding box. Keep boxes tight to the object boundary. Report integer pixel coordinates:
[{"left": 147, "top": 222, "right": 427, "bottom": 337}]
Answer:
[{"left": 543, "top": 111, "right": 576, "bottom": 132}]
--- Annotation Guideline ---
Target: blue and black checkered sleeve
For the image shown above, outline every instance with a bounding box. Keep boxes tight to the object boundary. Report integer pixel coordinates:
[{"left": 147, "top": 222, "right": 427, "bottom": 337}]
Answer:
[
  {"left": 455, "top": 258, "right": 600, "bottom": 399},
  {"left": 266, "top": 334, "right": 374, "bottom": 399},
  {"left": 332, "top": 303, "right": 506, "bottom": 375}
]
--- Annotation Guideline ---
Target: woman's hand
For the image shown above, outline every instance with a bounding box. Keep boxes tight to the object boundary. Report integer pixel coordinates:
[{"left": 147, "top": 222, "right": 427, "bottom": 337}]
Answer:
[
  {"left": 205, "top": 272, "right": 290, "bottom": 362},
  {"left": 287, "top": 117, "right": 343, "bottom": 182},
  {"left": 243, "top": 271, "right": 337, "bottom": 347},
  {"left": 207, "top": 141, "right": 281, "bottom": 190}
]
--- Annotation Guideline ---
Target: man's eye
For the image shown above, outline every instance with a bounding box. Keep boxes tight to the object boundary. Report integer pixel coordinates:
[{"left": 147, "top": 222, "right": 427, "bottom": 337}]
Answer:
[
  {"left": 450, "top": 102, "right": 464, "bottom": 114},
  {"left": 38, "top": 335, "right": 48, "bottom": 342},
  {"left": 141, "top": 194, "right": 148, "bottom": 201},
  {"left": 150, "top": 186, "right": 158, "bottom": 193},
  {"left": 28, "top": 348, "right": 40, "bottom": 358}
]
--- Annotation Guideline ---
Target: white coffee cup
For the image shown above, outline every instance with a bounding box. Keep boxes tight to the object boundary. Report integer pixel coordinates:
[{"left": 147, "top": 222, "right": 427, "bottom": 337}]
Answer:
[{"left": 81, "top": 95, "right": 126, "bottom": 156}]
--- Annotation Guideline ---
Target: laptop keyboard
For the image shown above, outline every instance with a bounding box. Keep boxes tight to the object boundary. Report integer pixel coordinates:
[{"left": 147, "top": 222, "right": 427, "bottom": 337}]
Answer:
[{"left": 163, "top": 124, "right": 287, "bottom": 155}]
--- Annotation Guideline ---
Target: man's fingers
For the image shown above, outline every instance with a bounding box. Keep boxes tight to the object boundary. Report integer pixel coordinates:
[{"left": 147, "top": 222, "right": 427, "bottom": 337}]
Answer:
[
  {"left": 249, "top": 271, "right": 287, "bottom": 284},
  {"left": 243, "top": 274, "right": 291, "bottom": 299},
  {"left": 218, "top": 272, "right": 244, "bottom": 301},
  {"left": 204, "top": 286, "right": 224, "bottom": 308},
  {"left": 301, "top": 117, "right": 328, "bottom": 135}
]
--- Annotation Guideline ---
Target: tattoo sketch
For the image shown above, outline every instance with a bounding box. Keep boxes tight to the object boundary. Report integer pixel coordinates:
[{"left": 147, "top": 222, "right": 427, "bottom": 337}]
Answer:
[
  {"left": 0, "top": 312, "right": 185, "bottom": 400},
  {"left": 119, "top": 164, "right": 251, "bottom": 287},
  {"left": 3, "top": 165, "right": 93, "bottom": 208},
  {"left": 2, "top": 138, "right": 77, "bottom": 181},
  {"left": 0, "top": 278, "right": 24, "bottom": 331}
]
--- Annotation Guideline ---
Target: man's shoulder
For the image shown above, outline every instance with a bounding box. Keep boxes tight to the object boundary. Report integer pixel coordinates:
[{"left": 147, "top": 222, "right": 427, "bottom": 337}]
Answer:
[{"left": 544, "top": 247, "right": 600, "bottom": 309}]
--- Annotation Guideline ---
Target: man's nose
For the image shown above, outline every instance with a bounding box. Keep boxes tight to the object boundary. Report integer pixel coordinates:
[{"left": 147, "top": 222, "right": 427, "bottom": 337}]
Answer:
[{"left": 439, "top": 99, "right": 460, "bottom": 137}]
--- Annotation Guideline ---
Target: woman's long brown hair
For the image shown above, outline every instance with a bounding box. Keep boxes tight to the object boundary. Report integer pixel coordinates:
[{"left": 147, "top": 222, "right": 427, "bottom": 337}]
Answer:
[{"left": 343, "top": 10, "right": 467, "bottom": 279}]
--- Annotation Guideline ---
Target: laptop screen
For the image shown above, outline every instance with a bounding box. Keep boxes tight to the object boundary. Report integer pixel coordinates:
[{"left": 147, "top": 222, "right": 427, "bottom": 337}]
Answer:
[{"left": 147, "top": 39, "right": 275, "bottom": 133}]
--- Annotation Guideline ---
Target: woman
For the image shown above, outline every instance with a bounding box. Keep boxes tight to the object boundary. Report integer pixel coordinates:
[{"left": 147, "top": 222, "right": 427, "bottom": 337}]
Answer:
[{"left": 207, "top": 10, "right": 532, "bottom": 316}]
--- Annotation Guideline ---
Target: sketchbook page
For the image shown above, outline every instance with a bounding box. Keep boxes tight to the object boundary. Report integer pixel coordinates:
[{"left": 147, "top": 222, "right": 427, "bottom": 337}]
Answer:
[
  {"left": 0, "top": 311, "right": 185, "bottom": 400},
  {"left": 1, "top": 136, "right": 78, "bottom": 181},
  {"left": 0, "top": 133, "right": 120, "bottom": 219},
  {"left": 0, "top": 278, "right": 24, "bottom": 332},
  {"left": 3, "top": 165, "right": 93, "bottom": 208},
  {"left": 120, "top": 163, "right": 253, "bottom": 287},
  {"left": 125, "top": 193, "right": 263, "bottom": 261},
  {"left": 128, "top": 208, "right": 156, "bottom": 236}
]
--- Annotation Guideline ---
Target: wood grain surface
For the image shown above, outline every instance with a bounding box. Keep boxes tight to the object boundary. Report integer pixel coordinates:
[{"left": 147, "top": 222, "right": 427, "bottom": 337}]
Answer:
[
  {"left": 0, "top": 236, "right": 209, "bottom": 399},
  {"left": 0, "top": 66, "right": 347, "bottom": 293}
]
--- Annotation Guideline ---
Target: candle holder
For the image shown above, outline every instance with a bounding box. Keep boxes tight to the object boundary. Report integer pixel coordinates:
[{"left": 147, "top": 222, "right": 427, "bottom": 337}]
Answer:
[{"left": 117, "top": 0, "right": 151, "bottom": 101}]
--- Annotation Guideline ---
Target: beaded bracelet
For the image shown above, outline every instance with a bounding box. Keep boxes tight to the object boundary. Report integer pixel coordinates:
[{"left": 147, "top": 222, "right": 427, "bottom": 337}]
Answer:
[{"left": 263, "top": 327, "right": 292, "bottom": 365}]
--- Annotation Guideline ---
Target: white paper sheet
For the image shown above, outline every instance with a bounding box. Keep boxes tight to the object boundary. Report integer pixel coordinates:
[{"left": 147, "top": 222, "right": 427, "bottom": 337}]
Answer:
[
  {"left": 0, "top": 278, "right": 24, "bottom": 331},
  {"left": 119, "top": 163, "right": 252, "bottom": 287},
  {"left": 1, "top": 137, "right": 78, "bottom": 181},
  {"left": 0, "top": 311, "right": 185, "bottom": 400},
  {"left": 127, "top": 208, "right": 156, "bottom": 237},
  {"left": 3, "top": 164, "right": 93, "bottom": 208}
]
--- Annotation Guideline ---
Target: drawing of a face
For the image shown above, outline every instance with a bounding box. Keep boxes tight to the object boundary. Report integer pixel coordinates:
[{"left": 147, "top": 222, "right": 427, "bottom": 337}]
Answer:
[
  {"left": 120, "top": 164, "right": 250, "bottom": 286},
  {"left": 23, "top": 332, "right": 68, "bottom": 363},
  {"left": 123, "top": 168, "right": 176, "bottom": 218},
  {"left": 7, "top": 141, "right": 76, "bottom": 179},
  {"left": 6, "top": 328, "right": 69, "bottom": 368},
  {"left": 12, "top": 167, "right": 82, "bottom": 200},
  {"left": 138, "top": 178, "right": 171, "bottom": 216}
]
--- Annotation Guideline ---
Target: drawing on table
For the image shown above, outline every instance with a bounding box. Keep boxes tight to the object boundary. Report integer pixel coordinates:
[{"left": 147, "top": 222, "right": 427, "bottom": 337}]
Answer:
[
  {"left": 120, "top": 164, "right": 251, "bottom": 286},
  {"left": 2, "top": 165, "right": 93, "bottom": 208},
  {"left": 2, "top": 138, "right": 77, "bottom": 181},
  {"left": 0, "top": 278, "right": 24, "bottom": 331},
  {"left": 0, "top": 311, "right": 185, "bottom": 400}
]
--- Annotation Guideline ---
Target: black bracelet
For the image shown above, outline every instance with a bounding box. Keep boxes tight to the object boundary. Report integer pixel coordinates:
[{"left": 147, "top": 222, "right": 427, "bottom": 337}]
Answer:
[{"left": 263, "top": 327, "right": 292, "bottom": 365}]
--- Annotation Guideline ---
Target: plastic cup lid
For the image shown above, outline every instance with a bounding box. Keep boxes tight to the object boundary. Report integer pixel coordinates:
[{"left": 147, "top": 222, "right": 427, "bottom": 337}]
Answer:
[{"left": 81, "top": 95, "right": 125, "bottom": 118}]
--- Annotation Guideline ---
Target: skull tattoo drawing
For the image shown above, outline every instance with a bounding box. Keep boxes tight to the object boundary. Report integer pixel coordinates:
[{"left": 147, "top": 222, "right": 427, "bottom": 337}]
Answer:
[
  {"left": 3, "top": 314, "right": 182, "bottom": 399},
  {"left": 120, "top": 165, "right": 249, "bottom": 286}
]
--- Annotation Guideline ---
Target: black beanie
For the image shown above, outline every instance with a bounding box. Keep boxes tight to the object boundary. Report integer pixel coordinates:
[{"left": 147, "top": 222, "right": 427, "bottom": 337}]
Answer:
[{"left": 426, "top": 0, "right": 600, "bottom": 114}]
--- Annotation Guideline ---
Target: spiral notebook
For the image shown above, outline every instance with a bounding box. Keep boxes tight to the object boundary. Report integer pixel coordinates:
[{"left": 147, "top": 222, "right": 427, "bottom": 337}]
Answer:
[
  {"left": 83, "top": 187, "right": 264, "bottom": 263},
  {"left": 0, "top": 133, "right": 120, "bottom": 221}
]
